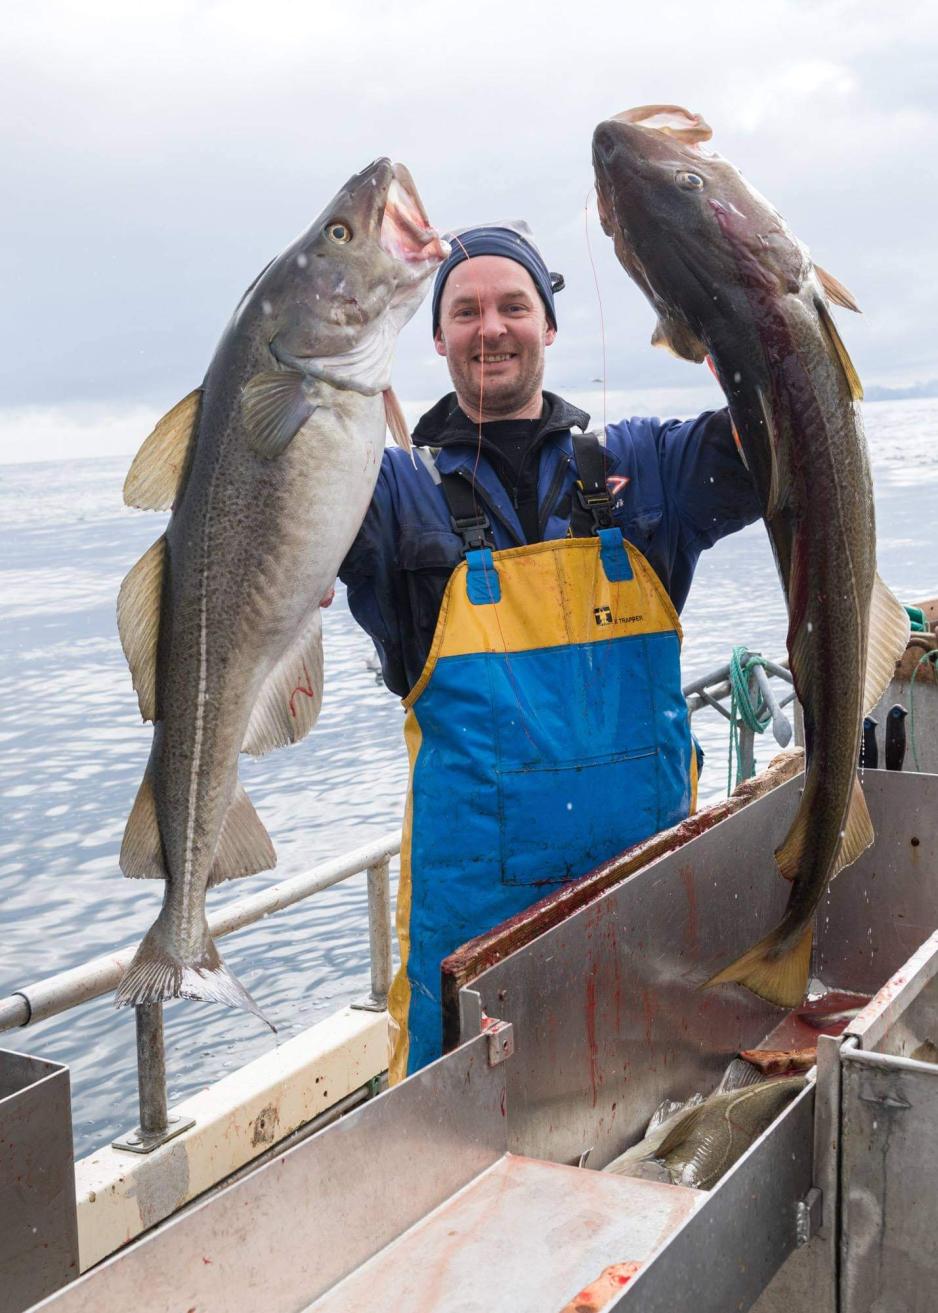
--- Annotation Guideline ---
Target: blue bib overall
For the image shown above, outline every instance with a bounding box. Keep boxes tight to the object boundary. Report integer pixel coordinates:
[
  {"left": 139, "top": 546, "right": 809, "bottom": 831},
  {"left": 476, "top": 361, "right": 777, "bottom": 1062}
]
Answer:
[{"left": 388, "top": 442, "right": 697, "bottom": 1081}]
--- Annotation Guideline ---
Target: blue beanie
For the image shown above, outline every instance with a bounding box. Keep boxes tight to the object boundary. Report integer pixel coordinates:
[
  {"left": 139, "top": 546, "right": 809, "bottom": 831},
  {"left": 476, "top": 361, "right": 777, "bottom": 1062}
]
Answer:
[{"left": 431, "top": 221, "right": 564, "bottom": 335}]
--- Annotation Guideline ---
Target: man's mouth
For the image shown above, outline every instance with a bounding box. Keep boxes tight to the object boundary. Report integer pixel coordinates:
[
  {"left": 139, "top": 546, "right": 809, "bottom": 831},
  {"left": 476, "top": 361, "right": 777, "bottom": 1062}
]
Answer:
[{"left": 474, "top": 352, "right": 516, "bottom": 364}]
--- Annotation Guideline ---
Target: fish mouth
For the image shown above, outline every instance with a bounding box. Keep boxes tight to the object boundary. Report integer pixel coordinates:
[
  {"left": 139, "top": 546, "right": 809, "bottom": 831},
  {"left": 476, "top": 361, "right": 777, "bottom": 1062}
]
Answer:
[{"left": 380, "top": 163, "right": 450, "bottom": 267}]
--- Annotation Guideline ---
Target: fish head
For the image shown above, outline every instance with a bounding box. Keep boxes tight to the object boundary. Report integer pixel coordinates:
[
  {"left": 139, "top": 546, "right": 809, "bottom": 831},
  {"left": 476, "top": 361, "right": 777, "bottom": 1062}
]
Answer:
[
  {"left": 247, "top": 159, "right": 448, "bottom": 389},
  {"left": 592, "top": 105, "right": 809, "bottom": 361}
]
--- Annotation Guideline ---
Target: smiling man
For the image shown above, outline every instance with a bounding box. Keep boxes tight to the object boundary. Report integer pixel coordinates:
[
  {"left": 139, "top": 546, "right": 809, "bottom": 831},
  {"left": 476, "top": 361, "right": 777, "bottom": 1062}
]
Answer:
[{"left": 339, "top": 222, "right": 760, "bottom": 1081}]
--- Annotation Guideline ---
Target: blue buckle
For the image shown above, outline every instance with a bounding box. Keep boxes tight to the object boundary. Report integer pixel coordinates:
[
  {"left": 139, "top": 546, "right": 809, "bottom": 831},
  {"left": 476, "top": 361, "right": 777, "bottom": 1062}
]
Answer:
[
  {"left": 465, "top": 548, "right": 501, "bottom": 605},
  {"left": 597, "top": 527, "right": 633, "bottom": 582}
]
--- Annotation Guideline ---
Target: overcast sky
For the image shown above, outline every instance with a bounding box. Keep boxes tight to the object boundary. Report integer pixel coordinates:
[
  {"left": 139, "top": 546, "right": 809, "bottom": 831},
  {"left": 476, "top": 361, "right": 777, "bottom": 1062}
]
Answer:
[{"left": 1, "top": 0, "right": 936, "bottom": 462}]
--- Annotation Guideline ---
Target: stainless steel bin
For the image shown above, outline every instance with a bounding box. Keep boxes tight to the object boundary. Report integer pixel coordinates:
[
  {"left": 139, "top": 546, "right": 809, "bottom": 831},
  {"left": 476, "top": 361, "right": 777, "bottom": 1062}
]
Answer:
[{"left": 1, "top": 1049, "right": 79, "bottom": 1312}]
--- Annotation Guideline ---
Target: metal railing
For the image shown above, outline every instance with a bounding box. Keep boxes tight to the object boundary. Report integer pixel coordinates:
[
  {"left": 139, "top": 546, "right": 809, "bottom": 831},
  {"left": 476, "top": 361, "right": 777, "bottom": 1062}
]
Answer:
[{"left": 0, "top": 652, "right": 797, "bottom": 1150}]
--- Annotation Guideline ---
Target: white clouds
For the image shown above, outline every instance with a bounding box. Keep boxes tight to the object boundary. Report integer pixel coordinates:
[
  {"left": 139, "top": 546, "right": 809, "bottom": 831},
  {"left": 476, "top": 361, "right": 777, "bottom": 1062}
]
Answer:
[{"left": 1, "top": 0, "right": 936, "bottom": 441}]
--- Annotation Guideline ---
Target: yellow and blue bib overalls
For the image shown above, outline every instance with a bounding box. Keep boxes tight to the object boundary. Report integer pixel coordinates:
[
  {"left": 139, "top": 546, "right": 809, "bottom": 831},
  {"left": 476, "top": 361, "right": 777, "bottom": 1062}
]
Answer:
[{"left": 388, "top": 433, "right": 697, "bottom": 1081}]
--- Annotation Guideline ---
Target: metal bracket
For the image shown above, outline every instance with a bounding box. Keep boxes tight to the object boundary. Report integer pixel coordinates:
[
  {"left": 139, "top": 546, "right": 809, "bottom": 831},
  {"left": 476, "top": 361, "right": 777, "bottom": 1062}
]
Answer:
[
  {"left": 351, "top": 995, "right": 386, "bottom": 1014},
  {"left": 113, "top": 1112, "right": 196, "bottom": 1155},
  {"left": 459, "top": 987, "right": 484, "bottom": 1041},
  {"left": 485, "top": 1020, "right": 514, "bottom": 1066},
  {"left": 795, "top": 1186, "right": 823, "bottom": 1246}
]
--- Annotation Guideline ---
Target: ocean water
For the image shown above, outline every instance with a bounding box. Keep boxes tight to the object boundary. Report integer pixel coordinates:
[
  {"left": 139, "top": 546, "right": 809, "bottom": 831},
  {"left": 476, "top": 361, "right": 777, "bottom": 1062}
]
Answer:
[{"left": 2, "top": 397, "right": 936, "bottom": 1158}]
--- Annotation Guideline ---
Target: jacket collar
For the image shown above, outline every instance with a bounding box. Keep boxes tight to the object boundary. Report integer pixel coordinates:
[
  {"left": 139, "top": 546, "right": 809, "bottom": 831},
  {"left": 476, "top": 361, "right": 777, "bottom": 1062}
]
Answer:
[{"left": 412, "top": 391, "right": 590, "bottom": 452}]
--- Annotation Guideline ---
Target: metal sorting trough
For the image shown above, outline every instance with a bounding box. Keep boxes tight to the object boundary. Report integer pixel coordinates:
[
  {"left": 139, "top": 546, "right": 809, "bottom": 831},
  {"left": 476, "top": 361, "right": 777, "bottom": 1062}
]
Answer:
[{"left": 32, "top": 769, "right": 938, "bottom": 1313}]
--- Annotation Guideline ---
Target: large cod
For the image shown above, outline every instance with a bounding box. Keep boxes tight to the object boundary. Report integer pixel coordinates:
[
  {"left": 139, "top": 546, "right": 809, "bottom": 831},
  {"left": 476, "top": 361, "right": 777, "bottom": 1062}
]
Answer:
[
  {"left": 116, "top": 160, "right": 446, "bottom": 1019},
  {"left": 592, "top": 106, "right": 909, "bottom": 1009}
]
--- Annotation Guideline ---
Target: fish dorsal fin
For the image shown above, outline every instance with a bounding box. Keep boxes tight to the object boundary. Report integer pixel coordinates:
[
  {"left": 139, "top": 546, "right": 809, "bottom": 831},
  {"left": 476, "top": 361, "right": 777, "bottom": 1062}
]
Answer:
[
  {"left": 864, "top": 573, "right": 911, "bottom": 715},
  {"left": 383, "top": 386, "right": 413, "bottom": 455},
  {"left": 208, "top": 783, "right": 276, "bottom": 886},
  {"left": 241, "top": 608, "right": 324, "bottom": 757},
  {"left": 815, "top": 298, "right": 864, "bottom": 400},
  {"left": 832, "top": 775, "right": 875, "bottom": 877},
  {"left": 124, "top": 389, "right": 202, "bottom": 510},
  {"left": 756, "top": 386, "right": 790, "bottom": 519},
  {"left": 242, "top": 370, "right": 316, "bottom": 458},
  {"left": 120, "top": 765, "right": 164, "bottom": 878},
  {"left": 815, "top": 264, "right": 861, "bottom": 313},
  {"left": 117, "top": 535, "right": 166, "bottom": 722}
]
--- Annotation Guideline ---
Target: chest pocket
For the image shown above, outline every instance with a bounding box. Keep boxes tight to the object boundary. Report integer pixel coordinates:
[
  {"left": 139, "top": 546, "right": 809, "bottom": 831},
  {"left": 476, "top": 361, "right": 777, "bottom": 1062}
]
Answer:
[{"left": 398, "top": 529, "right": 463, "bottom": 649}]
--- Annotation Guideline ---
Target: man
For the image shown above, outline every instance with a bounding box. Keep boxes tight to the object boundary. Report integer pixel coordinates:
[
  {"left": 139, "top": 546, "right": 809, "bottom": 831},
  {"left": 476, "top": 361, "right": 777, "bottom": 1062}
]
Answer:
[{"left": 339, "top": 222, "right": 760, "bottom": 1081}]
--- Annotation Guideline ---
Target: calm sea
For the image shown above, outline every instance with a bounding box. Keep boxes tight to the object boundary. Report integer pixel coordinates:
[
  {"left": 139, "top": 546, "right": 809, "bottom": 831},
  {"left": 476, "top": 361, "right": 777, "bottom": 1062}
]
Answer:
[{"left": 2, "top": 397, "right": 936, "bottom": 1157}]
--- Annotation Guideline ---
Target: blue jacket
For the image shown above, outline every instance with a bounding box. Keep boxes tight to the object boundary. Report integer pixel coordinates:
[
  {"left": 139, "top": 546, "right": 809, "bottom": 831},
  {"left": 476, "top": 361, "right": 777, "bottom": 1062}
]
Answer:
[{"left": 339, "top": 391, "right": 761, "bottom": 697}]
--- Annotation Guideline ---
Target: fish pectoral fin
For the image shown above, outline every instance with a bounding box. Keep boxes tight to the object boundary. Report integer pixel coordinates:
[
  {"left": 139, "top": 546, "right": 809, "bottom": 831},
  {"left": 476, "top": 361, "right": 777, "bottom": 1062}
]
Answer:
[
  {"left": 864, "top": 573, "right": 911, "bottom": 714},
  {"left": 120, "top": 766, "right": 165, "bottom": 877},
  {"left": 242, "top": 370, "right": 316, "bottom": 458},
  {"left": 241, "top": 609, "right": 324, "bottom": 757},
  {"left": 208, "top": 783, "right": 276, "bottom": 886},
  {"left": 384, "top": 386, "right": 414, "bottom": 456},
  {"left": 124, "top": 388, "right": 202, "bottom": 510},
  {"left": 117, "top": 535, "right": 166, "bottom": 722},
  {"left": 756, "top": 386, "right": 791, "bottom": 519},
  {"left": 815, "top": 297, "right": 864, "bottom": 401},
  {"left": 704, "top": 923, "right": 813, "bottom": 1010},
  {"left": 815, "top": 264, "right": 861, "bottom": 313},
  {"left": 651, "top": 317, "right": 707, "bottom": 363},
  {"left": 833, "top": 776, "right": 875, "bottom": 877}
]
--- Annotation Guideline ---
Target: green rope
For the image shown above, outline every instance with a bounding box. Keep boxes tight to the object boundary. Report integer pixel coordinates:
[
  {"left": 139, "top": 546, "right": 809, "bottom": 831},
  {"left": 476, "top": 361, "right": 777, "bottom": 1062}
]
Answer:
[
  {"left": 727, "top": 646, "right": 773, "bottom": 795},
  {"left": 908, "top": 647, "right": 938, "bottom": 772}
]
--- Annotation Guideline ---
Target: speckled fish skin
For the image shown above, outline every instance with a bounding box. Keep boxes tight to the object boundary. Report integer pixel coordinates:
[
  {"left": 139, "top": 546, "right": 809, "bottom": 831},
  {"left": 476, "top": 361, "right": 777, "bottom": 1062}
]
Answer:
[
  {"left": 115, "top": 160, "right": 446, "bottom": 1020},
  {"left": 592, "top": 107, "right": 908, "bottom": 1009}
]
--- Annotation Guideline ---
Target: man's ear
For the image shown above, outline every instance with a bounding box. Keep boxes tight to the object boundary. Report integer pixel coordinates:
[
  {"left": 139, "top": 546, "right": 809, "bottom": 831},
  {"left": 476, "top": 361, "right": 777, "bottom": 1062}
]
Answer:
[
  {"left": 434, "top": 327, "right": 448, "bottom": 358},
  {"left": 545, "top": 323, "right": 557, "bottom": 348}
]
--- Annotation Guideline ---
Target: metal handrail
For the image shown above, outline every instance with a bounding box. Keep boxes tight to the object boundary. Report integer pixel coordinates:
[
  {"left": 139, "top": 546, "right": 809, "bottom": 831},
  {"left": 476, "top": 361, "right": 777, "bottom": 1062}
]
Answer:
[
  {"left": 0, "top": 829, "right": 401, "bottom": 1033},
  {"left": 0, "top": 652, "right": 797, "bottom": 1148}
]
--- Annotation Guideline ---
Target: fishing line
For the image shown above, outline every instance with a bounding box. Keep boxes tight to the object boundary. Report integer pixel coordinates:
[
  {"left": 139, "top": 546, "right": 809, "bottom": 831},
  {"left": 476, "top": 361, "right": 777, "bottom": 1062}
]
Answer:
[{"left": 583, "top": 188, "right": 608, "bottom": 441}]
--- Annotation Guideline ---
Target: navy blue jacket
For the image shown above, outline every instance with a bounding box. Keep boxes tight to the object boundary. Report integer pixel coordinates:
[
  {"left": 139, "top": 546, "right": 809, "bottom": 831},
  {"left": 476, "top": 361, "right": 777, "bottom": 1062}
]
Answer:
[{"left": 339, "top": 391, "right": 761, "bottom": 697}]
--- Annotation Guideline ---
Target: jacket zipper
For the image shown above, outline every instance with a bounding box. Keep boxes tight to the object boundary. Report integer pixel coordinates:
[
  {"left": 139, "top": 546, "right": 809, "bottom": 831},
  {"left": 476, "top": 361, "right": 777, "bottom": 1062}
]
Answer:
[{"left": 538, "top": 454, "right": 572, "bottom": 538}]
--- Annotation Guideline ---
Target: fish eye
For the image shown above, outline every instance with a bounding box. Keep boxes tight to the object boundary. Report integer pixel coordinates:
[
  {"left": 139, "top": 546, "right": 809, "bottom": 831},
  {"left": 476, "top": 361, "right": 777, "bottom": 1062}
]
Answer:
[
  {"left": 676, "top": 171, "right": 705, "bottom": 190},
  {"left": 325, "top": 222, "right": 353, "bottom": 243}
]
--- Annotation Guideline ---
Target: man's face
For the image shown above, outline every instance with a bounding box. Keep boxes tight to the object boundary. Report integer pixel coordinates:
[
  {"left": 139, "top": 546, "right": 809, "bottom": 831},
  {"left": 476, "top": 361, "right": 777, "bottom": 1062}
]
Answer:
[{"left": 434, "top": 255, "right": 556, "bottom": 420}]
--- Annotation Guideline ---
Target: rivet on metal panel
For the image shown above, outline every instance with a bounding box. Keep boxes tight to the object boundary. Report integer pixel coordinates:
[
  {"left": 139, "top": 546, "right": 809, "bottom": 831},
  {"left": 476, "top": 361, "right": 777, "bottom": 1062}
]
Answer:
[
  {"left": 795, "top": 1186, "right": 823, "bottom": 1246},
  {"left": 486, "top": 1020, "right": 514, "bottom": 1066}
]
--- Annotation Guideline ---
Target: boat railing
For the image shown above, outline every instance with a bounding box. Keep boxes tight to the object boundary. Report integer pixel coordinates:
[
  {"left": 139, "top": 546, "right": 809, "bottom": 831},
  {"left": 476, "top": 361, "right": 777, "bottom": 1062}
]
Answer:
[{"left": 0, "top": 650, "right": 796, "bottom": 1152}]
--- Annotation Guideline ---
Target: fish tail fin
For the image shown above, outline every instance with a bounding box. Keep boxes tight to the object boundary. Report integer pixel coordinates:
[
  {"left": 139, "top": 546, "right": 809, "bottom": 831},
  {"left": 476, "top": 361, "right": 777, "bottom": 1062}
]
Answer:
[
  {"left": 115, "top": 919, "right": 274, "bottom": 1031},
  {"left": 704, "top": 922, "right": 813, "bottom": 1010}
]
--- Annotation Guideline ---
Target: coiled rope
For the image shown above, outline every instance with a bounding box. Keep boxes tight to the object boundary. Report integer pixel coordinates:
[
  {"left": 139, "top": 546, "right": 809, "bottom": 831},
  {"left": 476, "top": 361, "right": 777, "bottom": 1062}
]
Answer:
[{"left": 727, "top": 646, "right": 772, "bottom": 794}]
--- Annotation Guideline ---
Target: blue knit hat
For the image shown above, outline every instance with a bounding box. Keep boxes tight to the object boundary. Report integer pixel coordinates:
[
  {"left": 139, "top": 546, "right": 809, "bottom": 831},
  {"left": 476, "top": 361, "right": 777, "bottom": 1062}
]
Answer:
[{"left": 431, "top": 220, "right": 564, "bottom": 335}]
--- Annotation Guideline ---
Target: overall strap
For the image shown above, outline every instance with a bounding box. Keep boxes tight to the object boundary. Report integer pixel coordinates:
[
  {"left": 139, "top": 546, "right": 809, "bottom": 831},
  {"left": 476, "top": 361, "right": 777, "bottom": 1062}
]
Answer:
[
  {"left": 439, "top": 471, "right": 494, "bottom": 553},
  {"left": 569, "top": 431, "right": 614, "bottom": 537}
]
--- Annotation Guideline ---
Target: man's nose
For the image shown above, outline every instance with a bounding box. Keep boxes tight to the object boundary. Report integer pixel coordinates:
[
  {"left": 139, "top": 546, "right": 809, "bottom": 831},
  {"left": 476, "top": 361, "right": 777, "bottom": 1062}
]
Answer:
[{"left": 479, "top": 307, "right": 507, "bottom": 340}]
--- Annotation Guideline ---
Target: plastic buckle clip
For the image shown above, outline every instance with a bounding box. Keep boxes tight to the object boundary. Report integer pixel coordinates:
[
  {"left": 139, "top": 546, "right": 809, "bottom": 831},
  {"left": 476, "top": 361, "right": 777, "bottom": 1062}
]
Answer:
[
  {"left": 451, "top": 511, "right": 492, "bottom": 552},
  {"left": 574, "top": 484, "right": 614, "bottom": 533}
]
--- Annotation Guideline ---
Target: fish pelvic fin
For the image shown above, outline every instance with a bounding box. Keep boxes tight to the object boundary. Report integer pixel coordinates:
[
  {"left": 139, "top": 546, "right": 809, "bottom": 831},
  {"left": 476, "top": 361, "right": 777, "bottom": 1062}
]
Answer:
[
  {"left": 208, "top": 783, "right": 276, "bottom": 886},
  {"left": 864, "top": 574, "right": 911, "bottom": 715},
  {"left": 383, "top": 386, "right": 414, "bottom": 460},
  {"left": 704, "top": 922, "right": 813, "bottom": 1010},
  {"left": 115, "top": 919, "right": 274, "bottom": 1030},
  {"left": 120, "top": 765, "right": 165, "bottom": 878}
]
